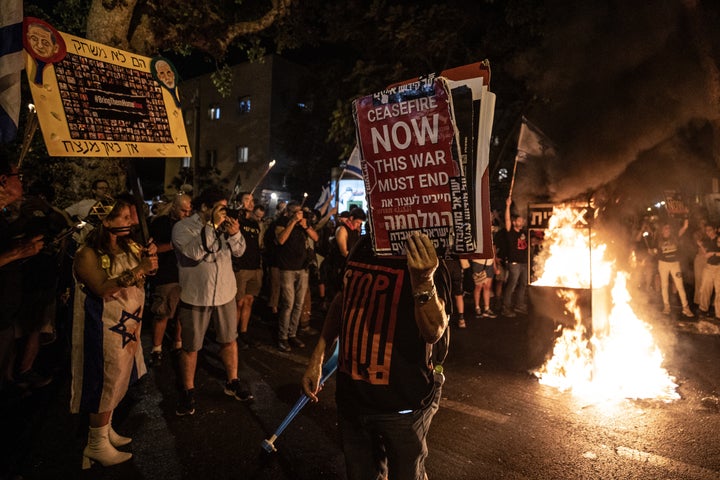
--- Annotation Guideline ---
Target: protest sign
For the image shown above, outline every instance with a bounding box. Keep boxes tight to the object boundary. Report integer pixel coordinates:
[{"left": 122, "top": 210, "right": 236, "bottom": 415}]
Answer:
[
  {"left": 23, "top": 17, "right": 190, "bottom": 158},
  {"left": 353, "top": 61, "right": 495, "bottom": 257},
  {"left": 353, "top": 76, "right": 474, "bottom": 256}
]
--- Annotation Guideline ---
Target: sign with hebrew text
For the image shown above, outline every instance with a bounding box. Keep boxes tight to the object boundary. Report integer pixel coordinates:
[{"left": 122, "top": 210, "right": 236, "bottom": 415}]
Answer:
[
  {"left": 353, "top": 76, "right": 471, "bottom": 256},
  {"left": 23, "top": 18, "right": 190, "bottom": 158}
]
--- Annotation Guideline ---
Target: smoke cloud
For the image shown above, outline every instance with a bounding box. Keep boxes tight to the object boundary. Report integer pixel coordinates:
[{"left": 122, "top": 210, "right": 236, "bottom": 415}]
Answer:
[{"left": 508, "top": 0, "right": 720, "bottom": 214}]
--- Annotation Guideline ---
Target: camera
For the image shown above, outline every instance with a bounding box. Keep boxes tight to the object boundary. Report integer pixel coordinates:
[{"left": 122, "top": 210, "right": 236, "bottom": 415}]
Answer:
[
  {"left": 217, "top": 206, "right": 242, "bottom": 234},
  {"left": 225, "top": 207, "right": 242, "bottom": 220}
]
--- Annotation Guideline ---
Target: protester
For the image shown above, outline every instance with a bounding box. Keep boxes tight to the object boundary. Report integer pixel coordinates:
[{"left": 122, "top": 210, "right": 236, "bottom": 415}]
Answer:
[
  {"left": 65, "top": 179, "right": 113, "bottom": 220},
  {"left": 445, "top": 257, "right": 467, "bottom": 327},
  {"left": 14, "top": 181, "right": 72, "bottom": 389},
  {"left": 302, "top": 231, "right": 451, "bottom": 480},
  {"left": 147, "top": 193, "right": 192, "bottom": 366},
  {"left": 263, "top": 212, "right": 282, "bottom": 316},
  {"left": 501, "top": 195, "right": 528, "bottom": 317},
  {"left": 233, "top": 192, "right": 263, "bottom": 349},
  {"left": 70, "top": 197, "right": 158, "bottom": 468},
  {"left": 632, "top": 216, "right": 658, "bottom": 295},
  {"left": 171, "top": 187, "right": 251, "bottom": 416},
  {"left": 653, "top": 219, "right": 694, "bottom": 317},
  {"left": 0, "top": 159, "right": 44, "bottom": 393},
  {"left": 695, "top": 223, "right": 720, "bottom": 317},
  {"left": 274, "top": 200, "right": 319, "bottom": 352},
  {"left": 473, "top": 253, "right": 498, "bottom": 319},
  {"left": 323, "top": 207, "right": 366, "bottom": 302}
]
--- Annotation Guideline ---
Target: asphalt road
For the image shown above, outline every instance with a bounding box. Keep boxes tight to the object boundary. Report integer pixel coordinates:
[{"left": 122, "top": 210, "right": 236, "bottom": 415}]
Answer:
[{"left": 2, "top": 293, "right": 719, "bottom": 480}]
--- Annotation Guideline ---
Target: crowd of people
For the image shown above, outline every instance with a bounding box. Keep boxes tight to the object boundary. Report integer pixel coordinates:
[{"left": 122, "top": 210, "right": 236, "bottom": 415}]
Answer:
[
  {"left": 0, "top": 157, "right": 389, "bottom": 473},
  {"left": 4, "top": 153, "right": 718, "bottom": 478},
  {"left": 631, "top": 209, "right": 720, "bottom": 320}
]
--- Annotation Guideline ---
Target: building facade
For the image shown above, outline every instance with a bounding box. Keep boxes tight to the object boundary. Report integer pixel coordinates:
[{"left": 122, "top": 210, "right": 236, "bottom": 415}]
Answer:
[{"left": 166, "top": 55, "right": 310, "bottom": 208}]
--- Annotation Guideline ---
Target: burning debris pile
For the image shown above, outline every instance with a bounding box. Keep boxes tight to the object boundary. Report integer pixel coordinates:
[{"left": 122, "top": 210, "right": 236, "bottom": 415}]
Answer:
[{"left": 531, "top": 205, "right": 680, "bottom": 403}]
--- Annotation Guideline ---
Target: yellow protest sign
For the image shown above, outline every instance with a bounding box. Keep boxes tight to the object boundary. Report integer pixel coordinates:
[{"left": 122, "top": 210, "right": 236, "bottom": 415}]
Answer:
[{"left": 24, "top": 17, "right": 191, "bottom": 158}]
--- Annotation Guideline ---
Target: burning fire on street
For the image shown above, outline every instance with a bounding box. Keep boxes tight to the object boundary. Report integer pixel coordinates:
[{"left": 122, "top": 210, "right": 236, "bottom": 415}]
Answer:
[{"left": 530, "top": 205, "right": 680, "bottom": 403}]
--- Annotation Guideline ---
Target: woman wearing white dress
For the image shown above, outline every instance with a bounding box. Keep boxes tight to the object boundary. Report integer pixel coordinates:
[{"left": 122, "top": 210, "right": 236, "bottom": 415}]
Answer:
[{"left": 71, "top": 198, "right": 157, "bottom": 469}]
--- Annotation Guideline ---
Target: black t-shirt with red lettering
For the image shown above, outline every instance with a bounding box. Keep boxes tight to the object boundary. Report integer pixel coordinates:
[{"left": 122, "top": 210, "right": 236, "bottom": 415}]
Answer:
[
  {"left": 335, "top": 235, "right": 451, "bottom": 415},
  {"left": 502, "top": 228, "right": 528, "bottom": 264}
]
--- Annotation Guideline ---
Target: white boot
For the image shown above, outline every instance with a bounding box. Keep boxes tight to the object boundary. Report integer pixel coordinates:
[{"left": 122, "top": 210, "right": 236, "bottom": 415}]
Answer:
[
  {"left": 82, "top": 424, "right": 132, "bottom": 469},
  {"left": 108, "top": 412, "right": 132, "bottom": 447},
  {"left": 109, "top": 425, "right": 132, "bottom": 447}
]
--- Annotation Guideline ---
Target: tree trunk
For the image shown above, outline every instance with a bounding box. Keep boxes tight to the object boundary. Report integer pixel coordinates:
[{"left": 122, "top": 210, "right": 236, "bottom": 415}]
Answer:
[{"left": 85, "top": 0, "right": 138, "bottom": 51}]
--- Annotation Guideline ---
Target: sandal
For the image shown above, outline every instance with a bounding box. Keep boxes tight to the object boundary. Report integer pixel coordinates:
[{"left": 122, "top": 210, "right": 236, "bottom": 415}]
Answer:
[{"left": 458, "top": 318, "right": 466, "bottom": 328}]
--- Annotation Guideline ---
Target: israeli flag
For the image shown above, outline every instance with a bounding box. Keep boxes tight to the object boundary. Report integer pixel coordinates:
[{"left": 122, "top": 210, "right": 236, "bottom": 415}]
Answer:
[
  {"left": 314, "top": 181, "right": 332, "bottom": 210},
  {"left": 0, "top": 0, "right": 23, "bottom": 143},
  {"left": 343, "top": 145, "right": 362, "bottom": 179}
]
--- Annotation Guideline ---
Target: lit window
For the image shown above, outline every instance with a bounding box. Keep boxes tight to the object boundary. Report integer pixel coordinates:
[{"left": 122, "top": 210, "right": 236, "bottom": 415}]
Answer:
[
  {"left": 238, "top": 96, "right": 251, "bottom": 114},
  {"left": 237, "top": 146, "right": 249, "bottom": 163},
  {"left": 182, "top": 157, "right": 191, "bottom": 168},
  {"left": 209, "top": 105, "right": 221, "bottom": 120}
]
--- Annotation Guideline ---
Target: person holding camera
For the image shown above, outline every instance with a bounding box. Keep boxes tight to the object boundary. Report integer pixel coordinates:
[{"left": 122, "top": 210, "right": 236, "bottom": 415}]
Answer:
[
  {"left": 171, "top": 187, "right": 250, "bottom": 416},
  {"left": 274, "top": 200, "right": 318, "bottom": 352}
]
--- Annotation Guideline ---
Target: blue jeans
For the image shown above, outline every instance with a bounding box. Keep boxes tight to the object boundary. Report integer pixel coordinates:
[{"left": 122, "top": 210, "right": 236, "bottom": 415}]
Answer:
[
  {"left": 338, "top": 385, "right": 442, "bottom": 480},
  {"left": 503, "top": 262, "right": 528, "bottom": 312},
  {"left": 278, "top": 269, "right": 308, "bottom": 340}
]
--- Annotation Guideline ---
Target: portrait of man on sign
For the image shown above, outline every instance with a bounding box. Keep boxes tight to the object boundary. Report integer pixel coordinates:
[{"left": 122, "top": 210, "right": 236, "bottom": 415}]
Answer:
[
  {"left": 23, "top": 17, "right": 67, "bottom": 84},
  {"left": 151, "top": 57, "right": 181, "bottom": 107}
]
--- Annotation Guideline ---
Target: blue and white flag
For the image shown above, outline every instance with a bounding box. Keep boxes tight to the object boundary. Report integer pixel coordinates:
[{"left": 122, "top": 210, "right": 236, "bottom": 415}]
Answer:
[
  {"left": 342, "top": 145, "right": 363, "bottom": 179},
  {"left": 0, "top": 0, "right": 23, "bottom": 143},
  {"left": 313, "top": 180, "right": 332, "bottom": 210}
]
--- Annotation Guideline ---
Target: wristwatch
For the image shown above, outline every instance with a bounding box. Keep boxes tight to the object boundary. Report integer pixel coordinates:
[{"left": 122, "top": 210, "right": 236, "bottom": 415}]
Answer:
[{"left": 413, "top": 286, "right": 436, "bottom": 306}]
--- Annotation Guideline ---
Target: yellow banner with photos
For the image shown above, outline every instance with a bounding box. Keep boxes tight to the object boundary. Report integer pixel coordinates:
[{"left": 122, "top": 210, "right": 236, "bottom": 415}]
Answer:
[{"left": 24, "top": 18, "right": 191, "bottom": 158}]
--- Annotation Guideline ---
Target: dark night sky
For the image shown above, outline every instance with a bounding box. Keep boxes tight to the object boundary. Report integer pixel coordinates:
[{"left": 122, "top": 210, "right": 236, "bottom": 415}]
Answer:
[{"left": 504, "top": 1, "right": 720, "bottom": 216}]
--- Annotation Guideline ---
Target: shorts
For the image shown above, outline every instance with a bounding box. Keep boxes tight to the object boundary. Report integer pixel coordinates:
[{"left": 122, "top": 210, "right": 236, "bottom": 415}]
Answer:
[
  {"left": 235, "top": 269, "right": 263, "bottom": 299},
  {"left": 150, "top": 283, "right": 182, "bottom": 319},
  {"left": 177, "top": 300, "right": 237, "bottom": 352},
  {"left": 471, "top": 260, "right": 495, "bottom": 284}
]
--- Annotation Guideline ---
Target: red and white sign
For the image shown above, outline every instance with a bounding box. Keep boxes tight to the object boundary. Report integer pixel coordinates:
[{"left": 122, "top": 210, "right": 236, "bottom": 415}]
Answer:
[{"left": 354, "top": 77, "right": 470, "bottom": 256}]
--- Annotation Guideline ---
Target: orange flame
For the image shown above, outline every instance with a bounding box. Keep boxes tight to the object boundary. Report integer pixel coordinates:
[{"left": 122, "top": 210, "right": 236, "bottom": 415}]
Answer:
[{"left": 532, "top": 206, "right": 679, "bottom": 403}]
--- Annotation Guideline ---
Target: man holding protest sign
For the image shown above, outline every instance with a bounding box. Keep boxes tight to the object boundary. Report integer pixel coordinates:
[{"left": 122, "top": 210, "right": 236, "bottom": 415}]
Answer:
[
  {"left": 300, "top": 69, "right": 499, "bottom": 479},
  {"left": 302, "top": 230, "right": 451, "bottom": 480}
]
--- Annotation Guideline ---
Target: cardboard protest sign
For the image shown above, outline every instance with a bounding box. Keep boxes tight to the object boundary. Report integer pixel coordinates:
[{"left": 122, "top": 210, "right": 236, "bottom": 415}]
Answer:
[
  {"left": 353, "top": 76, "right": 474, "bottom": 256},
  {"left": 663, "top": 190, "right": 689, "bottom": 218},
  {"left": 23, "top": 17, "right": 190, "bottom": 158}
]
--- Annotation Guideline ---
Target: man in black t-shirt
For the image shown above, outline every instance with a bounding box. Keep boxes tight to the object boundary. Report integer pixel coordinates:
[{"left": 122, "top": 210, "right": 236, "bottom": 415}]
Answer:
[
  {"left": 302, "top": 232, "right": 450, "bottom": 480},
  {"left": 501, "top": 196, "right": 528, "bottom": 317},
  {"left": 147, "top": 194, "right": 192, "bottom": 366},
  {"left": 232, "top": 193, "right": 264, "bottom": 349},
  {"left": 275, "top": 201, "right": 319, "bottom": 352}
]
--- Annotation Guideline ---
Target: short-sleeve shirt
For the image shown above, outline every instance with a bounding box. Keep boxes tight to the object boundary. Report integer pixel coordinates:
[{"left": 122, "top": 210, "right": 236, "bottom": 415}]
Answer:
[{"left": 335, "top": 235, "right": 451, "bottom": 415}]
